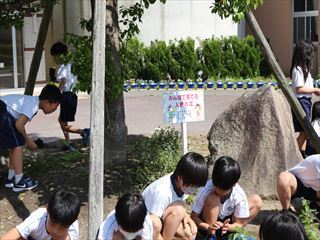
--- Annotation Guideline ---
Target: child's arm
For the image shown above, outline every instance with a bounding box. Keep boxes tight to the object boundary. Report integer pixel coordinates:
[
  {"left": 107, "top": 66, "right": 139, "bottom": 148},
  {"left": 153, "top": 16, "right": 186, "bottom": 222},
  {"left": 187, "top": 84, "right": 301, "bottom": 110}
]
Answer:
[
  {"left": 295, "top": 86, "right": 320, "bottom": 95},
  {"left": 15, "top": 115, "right": 37, "bottom": 150},
  {"left": 58, "top": 78, "right": 67, "bottom": 91},
  {"left": 225, "top": 217, "right": 247, "bottom": 232},
  {"left": 182, "top": 214, "right": 197, "bottom": 237},
  {"left": 190, "top": 211, "right": 221, "bottom": 236},
  {"left": 0, "top": 227, "right": 24, "bottom": 240}
]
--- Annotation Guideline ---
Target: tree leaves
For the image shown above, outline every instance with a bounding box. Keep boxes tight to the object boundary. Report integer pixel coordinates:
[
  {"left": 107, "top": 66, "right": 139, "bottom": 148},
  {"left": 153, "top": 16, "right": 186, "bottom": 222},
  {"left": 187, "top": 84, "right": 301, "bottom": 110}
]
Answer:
[
  {"left": 0, "top": 0, "right": 59, "bottom": 29},
  {"left": 119, "top": 0, "right": 166, "bottom": 40},
  {"left": 211, "top": 0, "right": 263, "bottom": 22}
]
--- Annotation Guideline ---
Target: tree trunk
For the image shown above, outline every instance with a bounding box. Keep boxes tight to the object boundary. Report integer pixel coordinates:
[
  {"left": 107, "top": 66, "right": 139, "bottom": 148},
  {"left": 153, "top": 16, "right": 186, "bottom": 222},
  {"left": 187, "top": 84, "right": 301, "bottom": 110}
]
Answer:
[
  {"left": 245, "top": 11, "right": 320, "bottom": 153},
  {"left": 24, "top": 1, "right": 54, "bottom": 95},
  {"left": 105, "top": 0, "right": 127, "bottom": 163}
]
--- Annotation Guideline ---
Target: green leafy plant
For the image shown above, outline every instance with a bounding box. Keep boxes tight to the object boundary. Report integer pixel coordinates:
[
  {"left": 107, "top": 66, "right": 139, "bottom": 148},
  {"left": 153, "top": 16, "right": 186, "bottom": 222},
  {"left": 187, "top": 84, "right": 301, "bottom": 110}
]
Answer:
[
  {"left": 62, "top": 0, "right": 168, "bottom": 96},
  {"left": 129, "top": 126, "right": 182, "bottom": 187},
  {"left": 141, "top": 40, "right": 173, "bottom": 81},
  {"left": 120, "top": 37, "right": 145, "bottom": 80},
  {"left": 299, "top": 198, "right": 320, "bottom": 240},
  {"left": 122, "top": 35, "right": 266, "bottom": 82},
  {"left": 63, "top": 32, "right": 93, "bottom": 93},
  {"left": 197, "top": 37, "right": 223, "bottom": 80},
  {"left": 169, "top": 38, "right": 198, "bottom": 81},
  {"left": 228, "top": 227, "right": 255, "bottom": 240}
]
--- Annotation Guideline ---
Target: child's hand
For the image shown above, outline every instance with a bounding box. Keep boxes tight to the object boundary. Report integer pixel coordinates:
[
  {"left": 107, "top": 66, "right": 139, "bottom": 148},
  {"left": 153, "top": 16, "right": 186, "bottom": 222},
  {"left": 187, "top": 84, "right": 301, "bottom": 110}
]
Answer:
[
  {"left": 314, "top": 88, "right": 320, "bottom": 96},
  {"left": 206, "top": 225, "right": 216, "bottom": 236},
  {"left": 26, "top": 138, "right": 38, "bottom": 150},
  {"left": 212, "top": 221, "right": 223, "bottom": 230},
  {"left": 221, "top": 218, "right": 230, "bottom": 235},
  {"left": 183, "top": 215, "right": 198, "bottom": 235},
  {"left": 206, "top": 221, "right": 223, "bottom": 235}
]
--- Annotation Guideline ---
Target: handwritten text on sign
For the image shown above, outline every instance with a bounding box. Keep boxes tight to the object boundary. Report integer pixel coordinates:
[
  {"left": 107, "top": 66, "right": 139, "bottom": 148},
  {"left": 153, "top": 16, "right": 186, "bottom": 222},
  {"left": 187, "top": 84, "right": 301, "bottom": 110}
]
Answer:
[{"left": 163, "top": 90, "right": 204, "bottom": 123}]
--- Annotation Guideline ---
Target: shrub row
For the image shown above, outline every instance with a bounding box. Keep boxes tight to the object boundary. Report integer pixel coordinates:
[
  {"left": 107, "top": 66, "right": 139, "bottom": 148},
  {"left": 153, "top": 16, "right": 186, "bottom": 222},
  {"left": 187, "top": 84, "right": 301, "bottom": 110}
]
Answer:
[{"left": 120, "top": 35, "right": 271, "bottom": 82}]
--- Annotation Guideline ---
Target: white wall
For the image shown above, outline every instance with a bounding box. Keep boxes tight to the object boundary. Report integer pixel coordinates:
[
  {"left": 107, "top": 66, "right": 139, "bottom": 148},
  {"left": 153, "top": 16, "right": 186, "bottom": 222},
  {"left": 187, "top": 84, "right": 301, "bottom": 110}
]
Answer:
[
  {"left": 23, "top": 16, "right": 46, "bottom": 83},
  {"left": 120, "top": 0, "right": 239, "bottom": 45},
  {"left": 53, "top": 0, "right": 239, "bottom": 44},
  {"left": 65, "top": 0, "right": 91, "bottom": 35}
]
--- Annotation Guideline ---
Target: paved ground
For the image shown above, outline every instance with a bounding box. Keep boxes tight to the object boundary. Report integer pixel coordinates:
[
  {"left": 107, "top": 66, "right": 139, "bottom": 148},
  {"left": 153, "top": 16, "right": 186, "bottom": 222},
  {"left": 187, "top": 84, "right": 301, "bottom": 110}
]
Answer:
[{"left": 1, "top": 87, "right": 247, "bottom": 142}]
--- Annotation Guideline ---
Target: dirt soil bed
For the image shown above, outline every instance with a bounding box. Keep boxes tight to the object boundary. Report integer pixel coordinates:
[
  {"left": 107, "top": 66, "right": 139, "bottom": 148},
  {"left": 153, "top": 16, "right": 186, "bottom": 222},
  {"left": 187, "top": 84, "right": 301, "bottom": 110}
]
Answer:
[{"left": 0, "top": 134, "right": 282, "bottom": 239}]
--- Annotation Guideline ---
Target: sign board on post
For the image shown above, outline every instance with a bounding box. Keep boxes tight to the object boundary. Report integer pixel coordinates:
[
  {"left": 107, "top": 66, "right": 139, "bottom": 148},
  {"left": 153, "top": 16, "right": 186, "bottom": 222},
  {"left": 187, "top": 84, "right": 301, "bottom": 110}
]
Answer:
[
  {"left": 163, "top": 90, "right": 205, "bottom": 123},
  {"left": 163, "top": 90, "right": 205, "bottom": 153}
]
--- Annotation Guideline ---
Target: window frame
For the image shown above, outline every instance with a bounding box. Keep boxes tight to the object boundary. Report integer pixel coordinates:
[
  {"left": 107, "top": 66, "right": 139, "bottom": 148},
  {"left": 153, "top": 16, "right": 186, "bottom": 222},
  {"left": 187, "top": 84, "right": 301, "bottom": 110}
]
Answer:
[{"left": 292, "top": 0, "right": 318, "bottom": 45}]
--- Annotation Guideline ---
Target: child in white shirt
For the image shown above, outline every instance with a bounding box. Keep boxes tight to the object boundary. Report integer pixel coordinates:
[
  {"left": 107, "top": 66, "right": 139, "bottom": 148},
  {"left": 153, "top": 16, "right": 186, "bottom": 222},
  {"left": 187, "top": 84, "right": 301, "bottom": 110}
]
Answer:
[
  {"left": 0, "top": 190, "right": 80, "bottom": 240},
  {"left": 290, "top": 40, "right": 320, "bottom": 158},
  {"left": 97, "top": 193, "right": 152, "bottom": 240},
  {"left": 277, "top": 154, "right": 320, "bottom": 217},
  {"left": 142, "top": 152, "right": 208, "bottom": 240},
  {"left": 305, "top": 101, "right": 320, "bottom": 155},
  {"left": 191, "top": 156, "right": 262, "bottom": 239}
]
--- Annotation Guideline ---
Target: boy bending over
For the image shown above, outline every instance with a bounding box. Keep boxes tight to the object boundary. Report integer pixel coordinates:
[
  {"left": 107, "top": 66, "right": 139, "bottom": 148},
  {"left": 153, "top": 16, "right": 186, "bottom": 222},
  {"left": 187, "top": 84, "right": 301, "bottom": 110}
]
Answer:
[
  {"left": 0, "top": 84, "right": 61, "bottom": 192},
  {"left": 1, "top": 190, "right": 81, "bottom": 240},
  {"left": 277, "top": 154, "right": 320, "bottom": 216},
  {"left": 191, "top": 156, "right": 262, "bottom": 239},
  {"left": 142, "top": 152, "right": 209, "bottom": 240},
  {"left": 97, "top": 192, "right": 152, "bottom": 240}
]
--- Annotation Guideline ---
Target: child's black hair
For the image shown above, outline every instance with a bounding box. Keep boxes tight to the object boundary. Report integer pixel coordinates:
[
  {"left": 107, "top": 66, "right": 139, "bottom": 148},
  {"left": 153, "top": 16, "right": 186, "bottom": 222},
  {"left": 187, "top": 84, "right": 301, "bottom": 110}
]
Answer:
[
  {"left": 47, "top": 190, "right": 81, "bottom": 227},
  {"left": 212, "top": 156, "right": 240, "bottom": 190},
  {"left": 50, "top": 42, "right": 68, "bottom": 56},
  {"left": 39, "top": 84, "right": 62, "bottom": 103},
  {"left": 259, "top": 210, "right": 308, "bottom": 240},
  {"left": 115, "top": 193, "right": 147, "bottom": 232},
  {"left": 172, "top": 152, "right": 208, "bottom": 187},
  {"left": 312, "top": 101, "right": 320, "bottom": 122},
  {"left": 290, "top": 40, "right": 314, "bottom": 81}
]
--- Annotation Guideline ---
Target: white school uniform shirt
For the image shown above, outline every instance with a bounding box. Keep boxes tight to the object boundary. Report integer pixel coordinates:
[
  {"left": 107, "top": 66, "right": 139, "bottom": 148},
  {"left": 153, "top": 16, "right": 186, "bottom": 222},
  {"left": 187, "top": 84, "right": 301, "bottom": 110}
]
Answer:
[
  {"left": 291, "top": 66, "right": 313, "bottom": 98},
  {"left": 142, "top": 173, "right": 188, "bottom": 217},
  {"left": 289, "top": 154, "right": 320, "bottom": 191},
  {"left": 97, "top": 210, "right": 153, "bottom": 240},
  {"left": 16, "top": 208, "right": 79, "bottom": 240},
  {"left": 57, "top": 63, "right": 77, "bottom": 92},
  {"left": 311, "top": 119, "right": 320, "bottom": 137},
  {"left": 0, "top": 94, "right": 39, "bottom": 120},
  {"left": 192, "top": 180, "right": 250, "bottom": 220}
]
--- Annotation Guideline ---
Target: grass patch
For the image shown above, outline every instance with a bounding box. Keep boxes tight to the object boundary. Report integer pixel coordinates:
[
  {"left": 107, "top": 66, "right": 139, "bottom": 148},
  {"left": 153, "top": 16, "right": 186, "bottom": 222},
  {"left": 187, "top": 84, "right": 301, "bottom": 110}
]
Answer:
[{"left": 24, "top": 150, "right": 84, "bottom": 177}]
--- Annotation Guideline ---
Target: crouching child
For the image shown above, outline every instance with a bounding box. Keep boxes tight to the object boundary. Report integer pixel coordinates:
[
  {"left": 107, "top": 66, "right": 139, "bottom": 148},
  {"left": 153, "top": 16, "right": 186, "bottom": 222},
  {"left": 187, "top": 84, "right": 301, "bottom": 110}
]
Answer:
[
  {"left": 142, "top": 152, "right": 209, "bottom": 240},
  {"left": 97, "top": 192, "right": 152, "bottom": 240},
  {"left": 0, "top": 190, "right": 81, "bottom": 240},
  {"left": 191, "top": 156, "right": 262, "bottom": 240}
]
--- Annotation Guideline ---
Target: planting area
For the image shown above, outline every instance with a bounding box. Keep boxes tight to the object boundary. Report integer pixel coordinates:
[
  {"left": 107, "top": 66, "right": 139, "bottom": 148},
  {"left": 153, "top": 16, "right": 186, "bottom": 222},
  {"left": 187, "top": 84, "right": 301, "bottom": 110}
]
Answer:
[{"left": 0, "top": 135, "right": 287, "bottom": 239}]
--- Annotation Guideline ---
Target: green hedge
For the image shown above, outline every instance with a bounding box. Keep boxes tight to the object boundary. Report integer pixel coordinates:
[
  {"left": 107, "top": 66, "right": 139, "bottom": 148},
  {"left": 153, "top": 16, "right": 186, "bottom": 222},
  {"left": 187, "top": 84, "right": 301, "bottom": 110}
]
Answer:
[{"left": 120, "top": 35, "right": 270, "bottom": 82}]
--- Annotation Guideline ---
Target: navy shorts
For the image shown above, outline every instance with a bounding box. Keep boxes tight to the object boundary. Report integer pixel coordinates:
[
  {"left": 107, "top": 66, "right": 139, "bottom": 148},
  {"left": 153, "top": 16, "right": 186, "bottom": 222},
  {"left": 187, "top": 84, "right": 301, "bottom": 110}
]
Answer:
[
  {"left": 59, "top": 92, "right": 77, "bottom": 122},
  {"left": 292, "top": 97, "right": 312, "bottom": 132},
  {"left": 292, "top": 175, "right": 317, "bottom": 201},
  {"left": 0, "top": 100, "right": 25, "bottom": 150}
]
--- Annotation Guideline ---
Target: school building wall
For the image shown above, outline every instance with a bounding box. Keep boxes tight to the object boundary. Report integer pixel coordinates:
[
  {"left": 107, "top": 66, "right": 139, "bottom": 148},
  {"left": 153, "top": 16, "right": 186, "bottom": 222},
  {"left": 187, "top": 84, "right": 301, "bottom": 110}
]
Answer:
[
  {"left": 44, "top": 0, "right": 240, "bottom": 80},
  {"left": 1, "top": 0, "right": 240, "bottom": 89},
  {"left": 248, "top": 0, "right": 320, "bottom": 77}
]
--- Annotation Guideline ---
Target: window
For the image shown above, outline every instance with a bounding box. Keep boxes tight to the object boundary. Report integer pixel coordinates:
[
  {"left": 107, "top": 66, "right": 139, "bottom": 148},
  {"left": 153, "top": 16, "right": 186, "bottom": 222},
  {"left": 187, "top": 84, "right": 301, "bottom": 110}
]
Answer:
[
  {"left": 0, "top": 27, "right": 24, "bottom": 88},
  {"left": 293, "top": 0, "right": 318, "bottom": 44}
]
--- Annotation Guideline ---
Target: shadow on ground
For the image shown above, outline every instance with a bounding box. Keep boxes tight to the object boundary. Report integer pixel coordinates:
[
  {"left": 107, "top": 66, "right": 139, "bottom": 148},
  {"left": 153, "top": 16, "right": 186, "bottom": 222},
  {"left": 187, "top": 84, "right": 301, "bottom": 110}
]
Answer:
[{"left": 0, "top": 134, "right": 148, "bottom": 221}]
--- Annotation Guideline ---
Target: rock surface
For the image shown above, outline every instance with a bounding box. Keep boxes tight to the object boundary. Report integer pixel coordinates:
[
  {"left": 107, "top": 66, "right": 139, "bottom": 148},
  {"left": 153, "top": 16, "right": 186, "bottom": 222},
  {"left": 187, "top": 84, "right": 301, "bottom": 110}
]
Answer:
[{"left": 207, "top": 86, "right": 303, "bottom": 197}]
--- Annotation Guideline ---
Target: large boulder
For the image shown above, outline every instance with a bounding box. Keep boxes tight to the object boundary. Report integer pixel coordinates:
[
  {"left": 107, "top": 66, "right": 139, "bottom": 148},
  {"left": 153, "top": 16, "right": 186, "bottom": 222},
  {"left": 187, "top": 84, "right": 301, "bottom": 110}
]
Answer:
[{"left": 208, "top": 86, "right": 302, "bottom": 197}]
